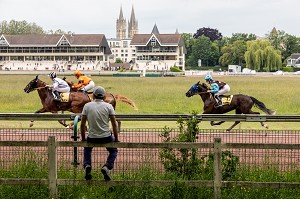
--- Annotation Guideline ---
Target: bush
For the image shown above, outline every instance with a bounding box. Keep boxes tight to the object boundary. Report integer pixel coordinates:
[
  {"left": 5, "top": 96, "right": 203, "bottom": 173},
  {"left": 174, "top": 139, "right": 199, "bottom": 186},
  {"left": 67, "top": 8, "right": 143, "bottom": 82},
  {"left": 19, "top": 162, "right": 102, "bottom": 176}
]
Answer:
[
  {"left": 170, "top": 66, "right": 183, "bottom": 72},
  {"left": 282, "top": 66, "right": 294, "bottom": 72}
]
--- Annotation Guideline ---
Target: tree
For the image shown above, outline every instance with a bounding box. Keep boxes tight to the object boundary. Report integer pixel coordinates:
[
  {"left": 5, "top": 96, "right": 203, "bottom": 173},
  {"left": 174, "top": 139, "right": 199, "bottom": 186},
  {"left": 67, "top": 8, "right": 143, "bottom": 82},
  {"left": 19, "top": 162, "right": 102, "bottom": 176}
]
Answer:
[
  {"left": 181, "top": 33, "right": 194, "bottom": 64},
  {"left": 187, "top": 36, "right": 220, "bottom": 67},
  {"left": 228, "top": 33, "right": 256, "bottom": 44},
  {"left": 219, "top": 40, "right": 247, "bottom": 67},
  {"left": 193, "top": 27, "right": 222, "bottom": 41},
  {"left": 0, "top": 20, "right": 45, "bottom": 34},
  {"left": 244, "top": 40, "right": 282, "bottom": 71}
]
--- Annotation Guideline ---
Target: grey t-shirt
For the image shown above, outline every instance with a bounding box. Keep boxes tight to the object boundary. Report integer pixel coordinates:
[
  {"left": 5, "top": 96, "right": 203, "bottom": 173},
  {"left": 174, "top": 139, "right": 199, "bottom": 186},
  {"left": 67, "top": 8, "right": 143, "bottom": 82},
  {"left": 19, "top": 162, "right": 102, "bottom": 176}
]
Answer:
[{"left": 82, "top": 99, "right": 116, "bottom": 138}]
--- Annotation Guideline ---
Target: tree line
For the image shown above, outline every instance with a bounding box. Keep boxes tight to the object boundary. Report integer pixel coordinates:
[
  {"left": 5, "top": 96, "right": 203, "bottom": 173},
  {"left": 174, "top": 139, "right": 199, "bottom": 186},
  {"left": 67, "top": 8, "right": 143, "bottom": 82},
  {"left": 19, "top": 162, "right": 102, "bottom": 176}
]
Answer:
[
  {"left": 183, "top": 27, "right": 300, "bottom": 72},
  {"left": 1, "top": 20, "right": 300, "bottom": 72}
]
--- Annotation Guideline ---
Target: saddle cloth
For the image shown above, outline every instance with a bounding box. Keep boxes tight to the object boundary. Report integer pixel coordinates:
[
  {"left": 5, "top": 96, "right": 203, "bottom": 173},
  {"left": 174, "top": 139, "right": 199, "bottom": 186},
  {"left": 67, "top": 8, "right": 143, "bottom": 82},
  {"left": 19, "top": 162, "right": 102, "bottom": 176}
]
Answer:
[
  {"left": 59, "top": 93, "right": 70, "bottom": 102},
  {"left": 221, "top": 95, "right": 233, "bottom": 105}
]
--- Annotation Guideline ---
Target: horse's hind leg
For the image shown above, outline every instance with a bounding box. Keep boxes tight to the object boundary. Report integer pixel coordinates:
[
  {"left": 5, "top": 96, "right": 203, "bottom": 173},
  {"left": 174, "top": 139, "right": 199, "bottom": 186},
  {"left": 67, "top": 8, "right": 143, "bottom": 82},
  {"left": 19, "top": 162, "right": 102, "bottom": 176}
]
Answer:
[
  {"left": 226, "top": 109, "right": 242, "bottom": 132},
  {"left": 249, "top": 110, "right": 269, "bottom": 129}
]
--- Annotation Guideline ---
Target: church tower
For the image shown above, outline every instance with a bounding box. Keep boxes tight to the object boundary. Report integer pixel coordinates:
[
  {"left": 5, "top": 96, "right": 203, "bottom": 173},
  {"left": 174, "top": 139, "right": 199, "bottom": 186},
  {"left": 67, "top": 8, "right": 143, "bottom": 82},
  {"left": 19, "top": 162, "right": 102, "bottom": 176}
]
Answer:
[
  {"left": 128, "top": 6, "right": 138, "bottom": 38},
  {"left": 116, "top": 6, "right": 127, "bottom": 39}
]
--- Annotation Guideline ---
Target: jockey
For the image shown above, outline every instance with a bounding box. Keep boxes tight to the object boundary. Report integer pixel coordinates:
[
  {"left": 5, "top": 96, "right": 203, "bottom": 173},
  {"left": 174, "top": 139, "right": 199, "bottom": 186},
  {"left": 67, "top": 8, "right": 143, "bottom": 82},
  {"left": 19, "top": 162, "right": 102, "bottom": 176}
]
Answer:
[
  {"left": 204, "top": 74, "right": 230, "bottom": 107},
  {"left": 72, "top": 70, "right": 95, "bottom": 92},
  {"left": 48, "top": 72, "right": 70, "bottom": 101}
]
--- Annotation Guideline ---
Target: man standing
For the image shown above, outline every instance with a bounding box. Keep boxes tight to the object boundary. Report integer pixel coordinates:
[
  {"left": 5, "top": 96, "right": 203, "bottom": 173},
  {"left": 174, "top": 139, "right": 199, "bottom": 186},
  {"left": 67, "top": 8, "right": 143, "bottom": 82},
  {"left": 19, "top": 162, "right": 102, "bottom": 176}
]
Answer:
[{"left": 80, "top": 86, "right": 119, "bottom": 181}]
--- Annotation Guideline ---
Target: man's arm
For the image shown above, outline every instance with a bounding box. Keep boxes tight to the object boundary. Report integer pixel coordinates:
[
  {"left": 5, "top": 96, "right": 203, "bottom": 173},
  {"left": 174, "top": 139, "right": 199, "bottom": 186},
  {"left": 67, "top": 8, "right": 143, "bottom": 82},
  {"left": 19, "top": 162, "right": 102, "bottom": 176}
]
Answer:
[
  {"left": 109, "top": 115, "right": 119, "bottom": 142},
  {"left": 80, "top": 115, "right": 87, "bottom": 142}
]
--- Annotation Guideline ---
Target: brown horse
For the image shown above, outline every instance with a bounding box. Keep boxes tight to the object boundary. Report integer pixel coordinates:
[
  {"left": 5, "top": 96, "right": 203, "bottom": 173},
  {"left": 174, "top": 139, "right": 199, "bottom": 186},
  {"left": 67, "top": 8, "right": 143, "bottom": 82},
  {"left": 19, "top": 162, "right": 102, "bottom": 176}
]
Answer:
[
  {"left": 185, "top": 81, "right": 275, "bottom": 131},
  {"left": 24, "top": 75, "right": 137, "bottom": 127}
]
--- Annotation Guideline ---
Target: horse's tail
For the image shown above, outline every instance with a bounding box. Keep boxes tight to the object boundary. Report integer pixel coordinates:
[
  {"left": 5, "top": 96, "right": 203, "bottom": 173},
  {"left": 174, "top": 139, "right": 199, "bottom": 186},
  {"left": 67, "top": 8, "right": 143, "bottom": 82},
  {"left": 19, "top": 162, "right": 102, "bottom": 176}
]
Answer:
[
  {"left": 250, "top": 96, "right": 276, "bottom": 115},
  {"left": 114, "top": 94, "right": 138, "bottom": 110}
]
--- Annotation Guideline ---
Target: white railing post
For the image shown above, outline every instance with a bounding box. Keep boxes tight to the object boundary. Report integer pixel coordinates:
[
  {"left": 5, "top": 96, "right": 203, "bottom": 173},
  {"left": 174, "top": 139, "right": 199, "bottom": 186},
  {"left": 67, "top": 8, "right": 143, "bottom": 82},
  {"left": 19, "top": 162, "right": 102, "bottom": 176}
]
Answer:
[
  {"left": 48, "top": 136, "right": 57, "bottom": 198},
  {"left": 214, "top": 138, "right": 222, "bottom": 199}
]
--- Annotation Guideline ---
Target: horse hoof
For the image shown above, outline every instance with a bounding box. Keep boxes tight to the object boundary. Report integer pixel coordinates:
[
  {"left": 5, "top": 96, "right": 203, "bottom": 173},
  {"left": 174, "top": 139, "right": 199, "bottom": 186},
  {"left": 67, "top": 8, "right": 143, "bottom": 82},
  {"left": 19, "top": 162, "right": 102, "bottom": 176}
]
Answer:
[
  {"left": 264, "top": 124, "right": 269, "bottom": 129},
  {"left": 29, "top": 123, "right": 33, "bottom": 127}
]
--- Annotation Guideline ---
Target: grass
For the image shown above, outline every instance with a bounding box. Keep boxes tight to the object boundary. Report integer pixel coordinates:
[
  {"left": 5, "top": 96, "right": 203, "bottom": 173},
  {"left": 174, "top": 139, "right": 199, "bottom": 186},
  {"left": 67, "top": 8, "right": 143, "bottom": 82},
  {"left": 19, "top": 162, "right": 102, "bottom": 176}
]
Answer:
[
  {"left": 1, "top": 74, "right": 300, "bottom": 129},
  {"left": 1, "top": 159, "right": 300, "bottom": 199}
]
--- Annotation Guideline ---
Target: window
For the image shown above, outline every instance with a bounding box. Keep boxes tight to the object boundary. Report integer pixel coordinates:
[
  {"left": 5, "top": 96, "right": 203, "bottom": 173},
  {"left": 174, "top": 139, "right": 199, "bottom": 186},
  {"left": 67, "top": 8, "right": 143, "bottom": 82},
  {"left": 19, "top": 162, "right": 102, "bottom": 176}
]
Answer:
[{"left": 151, "top": 37, "right": 156, "bottom": 46}]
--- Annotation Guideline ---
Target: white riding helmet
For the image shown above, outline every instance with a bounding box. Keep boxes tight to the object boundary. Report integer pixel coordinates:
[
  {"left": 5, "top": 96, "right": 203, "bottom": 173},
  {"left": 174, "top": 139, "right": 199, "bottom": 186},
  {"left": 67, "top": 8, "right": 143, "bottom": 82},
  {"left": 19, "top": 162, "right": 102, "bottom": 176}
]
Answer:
[{"left": 48, "top": 72, "right": 57, "bottom": 78}]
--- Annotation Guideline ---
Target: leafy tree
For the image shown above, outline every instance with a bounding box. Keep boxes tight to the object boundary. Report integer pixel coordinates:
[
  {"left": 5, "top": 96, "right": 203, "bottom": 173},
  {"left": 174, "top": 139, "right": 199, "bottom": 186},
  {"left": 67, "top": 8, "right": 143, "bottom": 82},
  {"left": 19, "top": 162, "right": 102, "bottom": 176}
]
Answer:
[
  {"left": 181, "top": 33, "right": 194, "bottom": 64},
  {"left": 193, "top": 27, "right": 222, "bottom": 41},
  {"left": 244, "top": 40, "right": 282, "bottom": 71},
  {"left": 219, "top": 40, "right": 247, "bottom": 66},
  {"left": 0, "top": 20, "right": 45, "bottom": 34},
  {"left": 187, "top": 36, "right": 219, "bottom": 67},
  {"left": 115, "top": 58, "right": 123, "bottom": 63},
  {"left": 228, "top": 33, "right": 256, "bottom": 44}
]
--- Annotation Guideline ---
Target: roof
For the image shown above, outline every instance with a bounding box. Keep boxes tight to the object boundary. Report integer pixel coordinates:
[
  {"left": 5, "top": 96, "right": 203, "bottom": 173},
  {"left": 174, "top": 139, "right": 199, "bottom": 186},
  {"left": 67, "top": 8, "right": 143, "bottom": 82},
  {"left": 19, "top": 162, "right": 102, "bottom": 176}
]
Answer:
[
  {"left": 1, "top": 34, "right": 108, "bottom": 47},
  {"left": 130, "top": 34, "right": 183, "bottom": 46},
  {"left": 290, "top": 53, "right": 300, "bottom": 59}
]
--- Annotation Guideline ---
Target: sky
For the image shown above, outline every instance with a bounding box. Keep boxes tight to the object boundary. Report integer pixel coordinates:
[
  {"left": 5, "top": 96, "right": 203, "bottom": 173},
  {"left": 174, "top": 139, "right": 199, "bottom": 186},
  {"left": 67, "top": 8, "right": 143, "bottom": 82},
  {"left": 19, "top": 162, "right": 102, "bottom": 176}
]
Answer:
[{"left": 1, "top": 0, "right": 299, "bottom": 38}]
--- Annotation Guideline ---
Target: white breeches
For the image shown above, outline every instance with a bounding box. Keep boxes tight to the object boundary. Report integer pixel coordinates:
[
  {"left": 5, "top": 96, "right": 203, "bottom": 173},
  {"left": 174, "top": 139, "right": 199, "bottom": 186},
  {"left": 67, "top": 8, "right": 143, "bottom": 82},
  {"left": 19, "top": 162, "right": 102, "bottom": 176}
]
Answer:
[
  {"left": 83, "top": 81, "right": 95, "bottom": 91},
  {"left": 53, "top": 86, "right": 70, "bottom": 93},
  {"left": 216, "top": 84, "right": 230, "bottom": 95}
]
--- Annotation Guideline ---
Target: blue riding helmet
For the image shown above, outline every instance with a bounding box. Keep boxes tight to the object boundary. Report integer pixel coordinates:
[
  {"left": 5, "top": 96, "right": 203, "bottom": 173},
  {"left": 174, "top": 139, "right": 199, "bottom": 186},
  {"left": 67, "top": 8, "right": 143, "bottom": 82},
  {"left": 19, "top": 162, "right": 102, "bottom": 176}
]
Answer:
[{"left": 204, "top": 75, "right": 213, "bottom": 81}]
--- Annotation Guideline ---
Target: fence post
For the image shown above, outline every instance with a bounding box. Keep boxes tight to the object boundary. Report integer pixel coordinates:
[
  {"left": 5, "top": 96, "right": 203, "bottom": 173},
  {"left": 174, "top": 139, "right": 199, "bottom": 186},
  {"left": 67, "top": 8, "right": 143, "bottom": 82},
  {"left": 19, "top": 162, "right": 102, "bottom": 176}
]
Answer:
[
  {"left": 48, "top": 136, "right": 57, "bottom": 198},
  {"left": 72, "top": 115, "right": 80, "bottom": 166},
  {"left": 214, "top": 138, "right": 222, "bottom": 199}
]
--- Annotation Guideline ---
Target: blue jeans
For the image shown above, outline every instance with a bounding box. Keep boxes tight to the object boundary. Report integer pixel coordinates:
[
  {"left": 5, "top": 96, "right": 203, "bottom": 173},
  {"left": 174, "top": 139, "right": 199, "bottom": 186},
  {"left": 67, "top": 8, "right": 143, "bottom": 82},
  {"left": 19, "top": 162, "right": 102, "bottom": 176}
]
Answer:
[{"left": 83, "top": 136, "right": 118, "bottom": 170}]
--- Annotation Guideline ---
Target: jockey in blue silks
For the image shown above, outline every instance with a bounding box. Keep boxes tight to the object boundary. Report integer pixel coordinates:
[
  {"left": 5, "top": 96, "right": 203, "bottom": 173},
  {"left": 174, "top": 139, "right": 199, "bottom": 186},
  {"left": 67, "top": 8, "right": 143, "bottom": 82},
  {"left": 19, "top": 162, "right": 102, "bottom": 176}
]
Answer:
[{"left": 204, "top": 74, "right": 228, "bottom": 107}]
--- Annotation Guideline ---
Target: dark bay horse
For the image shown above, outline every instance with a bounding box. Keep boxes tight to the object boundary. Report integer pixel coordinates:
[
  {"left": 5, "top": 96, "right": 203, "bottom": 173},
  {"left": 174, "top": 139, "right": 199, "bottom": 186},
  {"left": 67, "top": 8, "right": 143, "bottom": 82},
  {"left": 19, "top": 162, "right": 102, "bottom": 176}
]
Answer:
[
  {"left": 185, "top": 81, "right": 275, "bottom": 131},
  {"left": 24, "top": 75, "right": 137, "bottom": 127}
]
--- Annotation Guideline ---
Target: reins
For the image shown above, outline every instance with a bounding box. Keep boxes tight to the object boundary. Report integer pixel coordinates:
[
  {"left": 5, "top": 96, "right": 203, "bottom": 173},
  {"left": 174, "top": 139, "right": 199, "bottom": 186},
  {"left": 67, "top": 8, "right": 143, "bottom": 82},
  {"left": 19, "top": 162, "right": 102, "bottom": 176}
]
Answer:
[
  {"left": 33, "top": 86, "right": 48, "bottom": 90},
  {"left": 196, "top": 91, "right": 209, "bottom": 95}
]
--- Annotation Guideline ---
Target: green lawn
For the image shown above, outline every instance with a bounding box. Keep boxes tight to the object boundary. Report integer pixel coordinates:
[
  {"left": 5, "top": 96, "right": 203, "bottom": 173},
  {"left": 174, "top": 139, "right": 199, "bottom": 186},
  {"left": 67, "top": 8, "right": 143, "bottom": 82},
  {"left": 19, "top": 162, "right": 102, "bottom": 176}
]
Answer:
[{"left": 1, "top": 74, "right": 300, "bottom": 129}]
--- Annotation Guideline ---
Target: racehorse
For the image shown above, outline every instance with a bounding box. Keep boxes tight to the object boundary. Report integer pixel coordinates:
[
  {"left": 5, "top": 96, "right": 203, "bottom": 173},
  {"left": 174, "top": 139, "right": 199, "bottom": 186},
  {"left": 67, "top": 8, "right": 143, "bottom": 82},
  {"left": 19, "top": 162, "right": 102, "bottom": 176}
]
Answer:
[
  {"left": 185, "top": 81, "right": 275, "bottom": 131},
  {"left": 24, "top": 75, "right": 137, "bottom": 128}
]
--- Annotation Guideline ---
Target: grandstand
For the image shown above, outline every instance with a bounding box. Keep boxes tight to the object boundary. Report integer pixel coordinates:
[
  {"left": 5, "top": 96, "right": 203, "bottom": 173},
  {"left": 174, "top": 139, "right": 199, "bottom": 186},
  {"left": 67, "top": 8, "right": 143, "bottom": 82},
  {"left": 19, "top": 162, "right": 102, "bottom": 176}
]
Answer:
[{"left": 0, "top": 34, "right": 111, "bottom": 71}]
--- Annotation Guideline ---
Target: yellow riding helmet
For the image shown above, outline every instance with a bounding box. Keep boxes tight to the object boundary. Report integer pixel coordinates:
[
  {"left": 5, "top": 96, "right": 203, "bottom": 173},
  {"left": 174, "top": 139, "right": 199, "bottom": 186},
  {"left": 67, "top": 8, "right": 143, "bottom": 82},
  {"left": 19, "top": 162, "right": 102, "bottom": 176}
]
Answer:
[{"left": 74, "top": 70, "right": 82, "bottom": 76}]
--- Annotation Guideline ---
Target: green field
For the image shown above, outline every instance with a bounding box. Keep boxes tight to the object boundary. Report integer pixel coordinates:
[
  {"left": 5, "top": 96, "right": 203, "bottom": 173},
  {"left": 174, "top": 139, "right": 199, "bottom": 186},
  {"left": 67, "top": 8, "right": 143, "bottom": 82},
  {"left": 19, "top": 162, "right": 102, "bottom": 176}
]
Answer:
[{"left": 1, "top": 74, "right": 300, "bottom": 129}]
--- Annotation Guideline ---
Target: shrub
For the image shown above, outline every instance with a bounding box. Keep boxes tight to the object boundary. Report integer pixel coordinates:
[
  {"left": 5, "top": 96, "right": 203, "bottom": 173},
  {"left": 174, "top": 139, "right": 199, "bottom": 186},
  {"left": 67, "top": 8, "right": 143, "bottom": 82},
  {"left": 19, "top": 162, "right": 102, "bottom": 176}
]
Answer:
[{"left": 170, "top": 66, "right": 183, "bottom": 72}]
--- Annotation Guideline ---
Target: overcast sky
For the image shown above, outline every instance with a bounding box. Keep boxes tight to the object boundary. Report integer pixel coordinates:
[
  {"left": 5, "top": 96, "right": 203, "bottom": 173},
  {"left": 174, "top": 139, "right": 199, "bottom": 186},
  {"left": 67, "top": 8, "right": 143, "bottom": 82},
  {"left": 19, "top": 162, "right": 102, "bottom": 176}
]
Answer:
[{"left": 1, "top": 0, "right": 299, "bottom": 38}]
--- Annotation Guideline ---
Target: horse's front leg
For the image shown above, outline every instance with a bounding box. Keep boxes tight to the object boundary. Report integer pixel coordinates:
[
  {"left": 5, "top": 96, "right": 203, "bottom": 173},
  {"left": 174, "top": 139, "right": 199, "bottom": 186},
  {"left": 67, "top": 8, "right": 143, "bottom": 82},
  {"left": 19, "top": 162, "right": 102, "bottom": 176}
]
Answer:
[
  {"left": 226, "top": 121, "right": 241, "bottom": 132},
  {"left": 210, "top": 121, "right": 225, "bottom": 126},
  {"left": 30, "top": 108, "right": 47, "bottom": 127}
]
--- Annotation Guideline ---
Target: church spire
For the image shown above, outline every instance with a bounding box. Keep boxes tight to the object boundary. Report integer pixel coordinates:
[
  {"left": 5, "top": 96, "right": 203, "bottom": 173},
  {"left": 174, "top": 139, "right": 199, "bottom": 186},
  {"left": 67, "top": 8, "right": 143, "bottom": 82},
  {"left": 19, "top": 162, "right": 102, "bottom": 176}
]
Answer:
[
  {"left": 116, "top": 5, "right": 126, "bottom": 39},
  {"left": 128, "top": 5, "right": 138, "bottom": 38}
]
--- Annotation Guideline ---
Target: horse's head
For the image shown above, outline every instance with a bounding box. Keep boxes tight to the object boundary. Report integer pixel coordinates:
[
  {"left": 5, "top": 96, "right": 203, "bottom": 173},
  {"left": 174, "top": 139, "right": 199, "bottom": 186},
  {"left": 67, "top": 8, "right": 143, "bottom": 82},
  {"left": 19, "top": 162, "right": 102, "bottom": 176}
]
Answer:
[
  {"left": 24, "top": 75, "right": 39, "bottom": 93},
  {"left": 185, "top": 81, "right": 208, "bottom": 97}
]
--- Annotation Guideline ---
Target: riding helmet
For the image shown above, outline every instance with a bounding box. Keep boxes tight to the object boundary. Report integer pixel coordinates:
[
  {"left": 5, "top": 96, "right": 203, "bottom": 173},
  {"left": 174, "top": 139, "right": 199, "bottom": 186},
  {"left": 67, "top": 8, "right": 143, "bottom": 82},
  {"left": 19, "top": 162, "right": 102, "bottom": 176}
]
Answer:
[
  {"left": 48, "top": 72, "right": 57, "bottom": 78},
  {"left": 74, "top": 70, "right": 82, "bottom": 76},
  {"left": 204, "top": 74, "right": 213, "bottom": 81}
]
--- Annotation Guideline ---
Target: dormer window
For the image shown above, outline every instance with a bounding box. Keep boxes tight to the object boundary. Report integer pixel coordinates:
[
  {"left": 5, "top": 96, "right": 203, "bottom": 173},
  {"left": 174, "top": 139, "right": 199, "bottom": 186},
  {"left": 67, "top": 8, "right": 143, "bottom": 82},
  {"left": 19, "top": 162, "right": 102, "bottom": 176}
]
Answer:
[{"left": 151, "top": 37, "right": 156, "bottom": 46}]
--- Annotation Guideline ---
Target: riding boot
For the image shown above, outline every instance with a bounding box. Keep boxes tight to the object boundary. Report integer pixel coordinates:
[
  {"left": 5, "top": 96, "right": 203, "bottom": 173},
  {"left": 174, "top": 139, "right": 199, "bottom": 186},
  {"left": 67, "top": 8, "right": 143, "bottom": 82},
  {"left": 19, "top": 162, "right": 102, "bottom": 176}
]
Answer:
[
  {"left": 53, "top": 91, "right": 61, "bottom": 101},
  {"left": 214, "top": 95, "right": 222, "bottom": 107}
]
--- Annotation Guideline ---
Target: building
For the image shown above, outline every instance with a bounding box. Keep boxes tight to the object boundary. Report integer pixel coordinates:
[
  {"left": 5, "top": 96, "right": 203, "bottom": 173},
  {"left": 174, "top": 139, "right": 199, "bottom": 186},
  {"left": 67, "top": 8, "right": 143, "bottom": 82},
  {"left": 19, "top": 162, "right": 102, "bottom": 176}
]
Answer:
[
  {"left": 287, "top": 53, "right": 300, "bottom": 68},
  {"left": 0, "top": 34, "right": 111, "bottom": 71},
  {"left": 130, "top": 31, "right": 186, "bottom": 71},
  {"left": 110, "top": 5, "right": 186, "bottom": 71}
]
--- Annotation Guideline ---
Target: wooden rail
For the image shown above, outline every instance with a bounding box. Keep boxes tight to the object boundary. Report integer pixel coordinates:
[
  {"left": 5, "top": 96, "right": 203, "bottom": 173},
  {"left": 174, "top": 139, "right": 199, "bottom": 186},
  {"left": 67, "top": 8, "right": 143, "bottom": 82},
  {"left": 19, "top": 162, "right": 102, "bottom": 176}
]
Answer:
[
  {"left": 0, "top": 113, "right": 300, "bottom": 122},
  {"left": 1, "top": 137, "right": 300, "bottom": 199}
]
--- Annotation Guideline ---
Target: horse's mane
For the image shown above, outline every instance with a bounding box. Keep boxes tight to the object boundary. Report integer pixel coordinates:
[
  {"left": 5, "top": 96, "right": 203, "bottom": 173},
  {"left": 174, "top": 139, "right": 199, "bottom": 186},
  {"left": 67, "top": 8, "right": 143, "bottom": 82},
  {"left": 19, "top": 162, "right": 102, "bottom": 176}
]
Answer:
[{"left": 200, "top": 82, "right": 209, "bottom": 90}]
